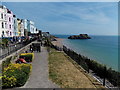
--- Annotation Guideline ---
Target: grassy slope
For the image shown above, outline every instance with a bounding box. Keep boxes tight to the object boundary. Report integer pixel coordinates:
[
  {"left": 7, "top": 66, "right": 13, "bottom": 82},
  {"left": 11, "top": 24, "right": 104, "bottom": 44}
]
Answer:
[{"left": 48, "top": 48, "right": 105, "bottom": 88}]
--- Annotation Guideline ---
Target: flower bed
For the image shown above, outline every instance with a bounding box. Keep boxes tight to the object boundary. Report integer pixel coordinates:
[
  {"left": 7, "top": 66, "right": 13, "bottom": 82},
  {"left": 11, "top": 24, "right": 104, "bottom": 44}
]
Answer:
[
  {"left": 1, "top": 52, "right": 34, "bottom": 88},
  {"left": 19, "top": 53, "right": 34, "bottom": 62},
  {"left": 2, "top": 63, "right": 32, "bottom": 88}
]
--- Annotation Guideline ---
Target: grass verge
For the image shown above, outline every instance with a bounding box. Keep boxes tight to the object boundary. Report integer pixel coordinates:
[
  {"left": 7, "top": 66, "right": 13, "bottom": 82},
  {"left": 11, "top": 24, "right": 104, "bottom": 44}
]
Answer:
[{"left": 48, "top": 48, "right": 105, "bottom": 88}]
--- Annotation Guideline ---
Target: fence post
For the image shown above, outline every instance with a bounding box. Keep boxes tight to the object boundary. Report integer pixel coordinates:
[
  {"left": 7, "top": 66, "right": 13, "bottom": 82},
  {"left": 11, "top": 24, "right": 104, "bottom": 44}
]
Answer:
[
  {"left": 87, "top": 59, "right": 90, "bottom": 73},
  {"left": 7, "top": 46, "right": 9, "bottom": 55},
  {"left": 103, "top": 66, "right": 106, "bottom": 86}
]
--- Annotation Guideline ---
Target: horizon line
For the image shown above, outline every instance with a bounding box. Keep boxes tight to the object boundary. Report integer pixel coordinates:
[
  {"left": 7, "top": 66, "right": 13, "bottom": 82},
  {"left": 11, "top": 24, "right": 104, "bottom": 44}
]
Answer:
[
  {"left": 51, "top": 34, "right": 119, "bottom": 36},
  {"left": 1, "top": 0, "right": 119, "bottom": 2}
]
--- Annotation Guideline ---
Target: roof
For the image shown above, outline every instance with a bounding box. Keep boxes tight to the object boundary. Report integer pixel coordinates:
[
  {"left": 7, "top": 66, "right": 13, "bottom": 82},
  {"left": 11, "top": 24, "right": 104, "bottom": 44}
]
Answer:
[
  {"left": 7, "top": 9, "right": 12, "bottom": 14},
  {"left": 13, "top": 15, "right": 16, "bottom": 17},
  {"left": 0, "top": 5, "right": 6, "bottom": 9}
]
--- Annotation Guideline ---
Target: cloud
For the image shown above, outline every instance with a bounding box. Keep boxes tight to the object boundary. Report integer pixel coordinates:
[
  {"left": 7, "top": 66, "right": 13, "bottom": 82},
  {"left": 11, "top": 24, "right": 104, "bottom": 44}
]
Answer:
[
  {"left": 4, "top": 2, "right": 118, "bottom": 35},
  {"left": 34, "top": 2, "right": 117, "bottom": 25}
]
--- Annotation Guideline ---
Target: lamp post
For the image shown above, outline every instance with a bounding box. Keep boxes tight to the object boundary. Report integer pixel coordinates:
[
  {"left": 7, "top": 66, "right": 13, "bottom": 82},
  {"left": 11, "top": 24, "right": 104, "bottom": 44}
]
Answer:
[
  {"left": 15, "top": 44, "right": 16, "bottom": 51},
  {"left": 0, "top": 35, "right": 2, "bottom": 58},
  {"left": 15, "top": 44, "right": 17, "bottom": 57},
  {"left": 103, "top": 65, "right": 106, "bottom": 86},
  {"left": 7, "top": 44, "right": 9, "bottom": 55}
]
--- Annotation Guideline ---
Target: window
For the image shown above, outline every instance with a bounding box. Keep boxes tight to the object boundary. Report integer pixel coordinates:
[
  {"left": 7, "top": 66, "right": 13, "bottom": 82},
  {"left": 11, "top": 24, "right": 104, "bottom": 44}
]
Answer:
[
  {"left": 2, "top": 31, "right": 4, "bottom": 35},
  {"left": 10, "top": 32, "right": 12, "bottom": 35},
  {"left": 1, "top": 13, "right": 3, "bottom": 19},
  {"left": 9, "top": 25, "right": 11, "bottom": 29},
  {"left": 5, "top": 23, "right": 7, "bottom": 29},
  {"left": 2, "top": 22, "right": 4, "bottom": 28},
  {"left": 9, "top": 17, "right": 11, "bottom": 22},
  {"left": 4, "top": 14, "right": 6, "bottom": 20}
]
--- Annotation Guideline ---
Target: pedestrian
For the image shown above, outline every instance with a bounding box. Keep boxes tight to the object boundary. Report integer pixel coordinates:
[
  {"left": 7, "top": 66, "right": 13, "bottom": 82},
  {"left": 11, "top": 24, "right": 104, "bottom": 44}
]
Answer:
[
  {"left": 25, "top": 51, "right": 28, "bottom": 53},
  {"left": 41, "top": 41, "right": 42, "bottom": 46},
  {"left": 36, "top": 46, "right": 38, "bottom": 52},
  {"left": 31, "top": 47, "right": 33, "bottom": 52},
  {"left": 30, "top": 45, "right": 33, "bottom": 52},
  {"left": 39, "top": 46, "right": 41, "bottom": 52}
]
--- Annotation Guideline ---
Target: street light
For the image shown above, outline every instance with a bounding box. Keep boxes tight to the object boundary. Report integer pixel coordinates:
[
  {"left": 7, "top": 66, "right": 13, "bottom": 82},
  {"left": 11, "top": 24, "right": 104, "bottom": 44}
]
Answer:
[
  {"left": 7, "top": 44, "right": 9, "bottom": 55},
  {"left": 15, "top": 44, "right": 16, "bottom": 51},
  {"left": 15, "top": 44, "right": 17, "bottom": 57}
]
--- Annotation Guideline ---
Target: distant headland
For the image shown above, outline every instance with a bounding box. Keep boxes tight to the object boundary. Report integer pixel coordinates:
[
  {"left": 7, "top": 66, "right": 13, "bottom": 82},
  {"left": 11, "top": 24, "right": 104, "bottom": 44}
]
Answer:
[{"left": 68, "top": 34, "right": 91, "bottom": 39}]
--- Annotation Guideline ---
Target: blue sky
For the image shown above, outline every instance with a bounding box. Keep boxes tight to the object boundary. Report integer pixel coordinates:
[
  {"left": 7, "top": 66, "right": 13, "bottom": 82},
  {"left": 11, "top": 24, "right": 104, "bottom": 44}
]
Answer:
[{"left": 3, "top": 2, "right": 118, "bottom": 35}]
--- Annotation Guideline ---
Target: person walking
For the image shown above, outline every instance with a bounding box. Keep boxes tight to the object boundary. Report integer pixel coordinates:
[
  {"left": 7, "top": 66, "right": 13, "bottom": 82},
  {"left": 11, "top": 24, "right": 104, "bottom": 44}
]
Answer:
[{"left": 30, "top": 45, "right": 33, "bottom": 53}]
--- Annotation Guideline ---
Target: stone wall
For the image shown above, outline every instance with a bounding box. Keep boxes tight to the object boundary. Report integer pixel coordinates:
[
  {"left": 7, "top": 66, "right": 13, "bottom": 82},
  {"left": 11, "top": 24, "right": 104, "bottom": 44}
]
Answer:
[{"left": 0, "top": 42, "right": 32, "bottom": 64}]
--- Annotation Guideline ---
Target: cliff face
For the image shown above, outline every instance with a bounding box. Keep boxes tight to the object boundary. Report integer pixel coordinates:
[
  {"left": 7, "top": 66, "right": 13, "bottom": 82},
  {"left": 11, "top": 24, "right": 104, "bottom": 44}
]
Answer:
[{"left": 68, "top": 34, "right": 91, "bottom": 39}]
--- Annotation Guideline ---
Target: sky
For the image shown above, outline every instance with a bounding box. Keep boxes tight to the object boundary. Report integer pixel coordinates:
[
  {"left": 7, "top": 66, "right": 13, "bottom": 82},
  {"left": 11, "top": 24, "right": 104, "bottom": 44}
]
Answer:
[{"left": 2, "top": 2, "right": 118, "bottom": 35}]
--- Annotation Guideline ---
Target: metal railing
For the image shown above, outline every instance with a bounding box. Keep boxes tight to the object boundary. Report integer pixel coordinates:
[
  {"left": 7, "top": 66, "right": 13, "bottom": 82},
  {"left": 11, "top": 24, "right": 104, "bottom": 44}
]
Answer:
[
  {"left": 0, "top": 43, "right": 24, "bottom": 60},
  {"left": 0, "top": 39, "right": 37, "bottom": 60}
]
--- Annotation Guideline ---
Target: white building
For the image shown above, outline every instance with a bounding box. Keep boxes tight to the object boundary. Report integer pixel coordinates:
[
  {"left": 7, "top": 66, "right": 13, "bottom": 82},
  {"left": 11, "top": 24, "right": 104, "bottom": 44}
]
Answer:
[
  {"left": 23, "top": 19, "right": 28, "bottom": 36},
  {"left": 0, "top": 5, "right": 14, "bottom": 38},
  {"left": 23, "top": 19, "right": 27, "bottom": 30},
  {"left": 13, "top": 15, "right": 18, "bottom": 37},
  {"left": 27, "top": 20, "right": 35, "bottom": 34},
  {"left": 0, "top": 5, "right": 7, "bottom": 38},
  {"left": 33, "top": 27, "right": 39, "bottom": 34}
]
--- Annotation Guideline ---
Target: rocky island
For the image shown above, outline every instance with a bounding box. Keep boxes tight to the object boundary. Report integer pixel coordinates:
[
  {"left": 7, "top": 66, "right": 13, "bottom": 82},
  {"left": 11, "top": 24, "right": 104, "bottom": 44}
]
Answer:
[{"left": 68, "top": 34, "right": 91, "bottom": 39}]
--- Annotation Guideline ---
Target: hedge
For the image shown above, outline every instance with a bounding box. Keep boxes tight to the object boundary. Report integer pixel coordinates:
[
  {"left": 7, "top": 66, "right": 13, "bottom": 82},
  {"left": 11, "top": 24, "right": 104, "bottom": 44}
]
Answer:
[
  {"left": 19, "top": 53, "right": 34, "bottom": 62},
  {"left": 2, "top": 63, "right": 32, "bottom": 88}
]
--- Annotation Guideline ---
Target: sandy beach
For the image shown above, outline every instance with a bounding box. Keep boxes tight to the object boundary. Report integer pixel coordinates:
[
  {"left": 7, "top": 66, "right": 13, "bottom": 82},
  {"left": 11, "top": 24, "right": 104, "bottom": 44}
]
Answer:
[{"left": 51, "top": 38, "right": 64, "bottom": 48}]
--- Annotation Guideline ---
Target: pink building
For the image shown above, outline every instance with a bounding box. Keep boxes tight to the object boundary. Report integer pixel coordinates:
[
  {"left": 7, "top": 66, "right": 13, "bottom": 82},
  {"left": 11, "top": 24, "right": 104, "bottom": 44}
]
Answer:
[{"left": 6, "top": 9, "right": 13, "bottom": 37}]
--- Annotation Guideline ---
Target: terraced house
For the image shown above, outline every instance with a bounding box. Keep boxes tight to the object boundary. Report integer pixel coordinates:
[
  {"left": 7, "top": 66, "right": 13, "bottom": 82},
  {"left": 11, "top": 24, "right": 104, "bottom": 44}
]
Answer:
[
  {"left": 27, "top": 20, "right": 35, "bottom": 35},
  {"left": 13, "top": 15, "right": 18, "bottom": 41},
  {"left": 23, "top": 19, "right": 28, "bottom": 37},
  {"left": 7, "top": 8, "right": 13, "bottom": 37},
  {"left": 17, "top": 18, "right": 21, "bottom": 37},
  {"left": 0, "top": 5, "right": 14, "bottom": 38},
  {"left": 13, "top": 15, "right": 18, "bottom": 37},
  {"left": 0, "top": 5, "right": 7, "bottom": 38},
  {"left": 17, "top": 18, "right": 24, "bottom": 37},
  {"left": 0, "top": 5, "right": 39, "bottom": 41},
  {"left": 20, "top": 19, "right": 24, "bottom": 37}
]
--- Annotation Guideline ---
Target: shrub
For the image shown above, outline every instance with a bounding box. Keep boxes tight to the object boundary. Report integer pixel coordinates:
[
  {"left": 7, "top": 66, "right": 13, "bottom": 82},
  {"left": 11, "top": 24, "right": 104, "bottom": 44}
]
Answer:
[
  {"left": 2, "top": 38, "right": 9, "bottom": 47},
  {"left": 2, "top": 75, "right": 17, "bottom": 88},
  {"left": 2, "top": 56, "right": 12, "bottom": 71},
  {"left": 2, "top": 63, "right": 32, "bottom": 88},
  {"left": 19, "top": 53, "right": 34, "bottom": 62}
]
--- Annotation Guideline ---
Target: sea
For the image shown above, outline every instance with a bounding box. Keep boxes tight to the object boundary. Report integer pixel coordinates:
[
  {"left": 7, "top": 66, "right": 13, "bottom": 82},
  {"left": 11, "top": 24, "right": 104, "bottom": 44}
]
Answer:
[{"left": 54, "top": 35, "right": 118, "bottom": 71}]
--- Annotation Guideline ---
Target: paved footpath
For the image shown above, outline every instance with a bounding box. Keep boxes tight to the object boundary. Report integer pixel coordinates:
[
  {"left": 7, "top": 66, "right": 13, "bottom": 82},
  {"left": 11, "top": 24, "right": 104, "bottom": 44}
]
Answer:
[{"left": 22, "top": 46, "right": 59, "bottom": 88}]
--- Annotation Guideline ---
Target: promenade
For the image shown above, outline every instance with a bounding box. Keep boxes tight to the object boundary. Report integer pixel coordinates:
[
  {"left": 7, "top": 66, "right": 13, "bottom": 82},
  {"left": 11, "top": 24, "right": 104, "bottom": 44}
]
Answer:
[{"left": 22, "top": 46, "right": 59, "bottom": 88}]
